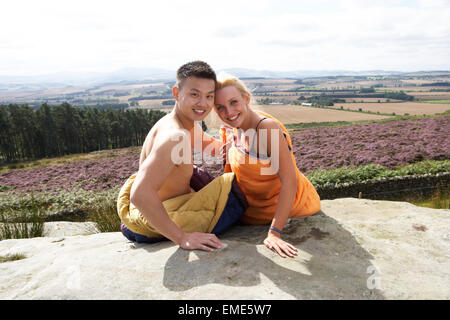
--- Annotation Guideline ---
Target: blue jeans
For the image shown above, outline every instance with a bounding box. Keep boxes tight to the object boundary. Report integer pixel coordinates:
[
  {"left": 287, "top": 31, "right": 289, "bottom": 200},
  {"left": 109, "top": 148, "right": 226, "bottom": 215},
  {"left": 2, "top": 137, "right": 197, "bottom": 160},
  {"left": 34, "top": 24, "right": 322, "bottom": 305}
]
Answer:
[{"left": 120, "top": 222, "right": 164, "bottom": 244}]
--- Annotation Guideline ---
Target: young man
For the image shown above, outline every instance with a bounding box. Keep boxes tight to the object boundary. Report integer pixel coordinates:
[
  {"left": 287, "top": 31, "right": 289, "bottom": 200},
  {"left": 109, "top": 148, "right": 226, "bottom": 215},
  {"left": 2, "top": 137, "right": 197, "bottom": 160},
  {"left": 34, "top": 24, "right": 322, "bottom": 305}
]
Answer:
[{"left": 128, "top": 61, "right": 225, "bottom": 252}]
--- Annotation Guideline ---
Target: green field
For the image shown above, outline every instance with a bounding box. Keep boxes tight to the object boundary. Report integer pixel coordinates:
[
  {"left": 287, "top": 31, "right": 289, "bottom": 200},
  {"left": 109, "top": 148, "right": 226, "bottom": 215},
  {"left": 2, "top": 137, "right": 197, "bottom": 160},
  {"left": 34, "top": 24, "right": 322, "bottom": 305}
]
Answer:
[{"left": 419, "top": 99, "right": 450, "bottom": 104}]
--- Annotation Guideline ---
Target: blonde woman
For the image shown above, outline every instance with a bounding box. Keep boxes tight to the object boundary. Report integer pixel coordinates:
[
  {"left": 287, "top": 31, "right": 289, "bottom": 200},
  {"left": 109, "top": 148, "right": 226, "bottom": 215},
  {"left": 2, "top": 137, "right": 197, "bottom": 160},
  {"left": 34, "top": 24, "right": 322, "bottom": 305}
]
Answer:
[{"left": 214, "top": 73, "right": 321, "bottom": 258}]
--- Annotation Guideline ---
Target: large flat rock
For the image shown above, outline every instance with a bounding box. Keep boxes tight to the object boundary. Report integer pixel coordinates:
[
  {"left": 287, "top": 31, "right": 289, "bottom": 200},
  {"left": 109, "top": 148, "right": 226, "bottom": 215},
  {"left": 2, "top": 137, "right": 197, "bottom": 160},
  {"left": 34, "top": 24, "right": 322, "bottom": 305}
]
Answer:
[{"left": 0, "top": 198, "right": 449, "bottom": 300}]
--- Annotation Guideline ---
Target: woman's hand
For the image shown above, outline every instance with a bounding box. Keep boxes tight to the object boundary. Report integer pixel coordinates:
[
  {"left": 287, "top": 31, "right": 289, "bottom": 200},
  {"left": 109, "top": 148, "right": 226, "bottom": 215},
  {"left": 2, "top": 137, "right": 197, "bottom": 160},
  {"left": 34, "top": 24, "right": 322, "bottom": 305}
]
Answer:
[
  {"left": 220, "top": 141, "right": 232, "bottom": 161},
  {"left": 264, "top": 233, "right": 298, "bottom": 258}
]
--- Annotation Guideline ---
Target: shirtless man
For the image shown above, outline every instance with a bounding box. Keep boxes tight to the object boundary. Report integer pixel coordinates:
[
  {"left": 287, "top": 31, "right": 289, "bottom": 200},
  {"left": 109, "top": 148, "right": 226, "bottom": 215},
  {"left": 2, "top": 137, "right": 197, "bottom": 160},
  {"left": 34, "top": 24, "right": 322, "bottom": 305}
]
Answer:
[{"left": 130, "top": 61, "right": 224, "bottom": 252}]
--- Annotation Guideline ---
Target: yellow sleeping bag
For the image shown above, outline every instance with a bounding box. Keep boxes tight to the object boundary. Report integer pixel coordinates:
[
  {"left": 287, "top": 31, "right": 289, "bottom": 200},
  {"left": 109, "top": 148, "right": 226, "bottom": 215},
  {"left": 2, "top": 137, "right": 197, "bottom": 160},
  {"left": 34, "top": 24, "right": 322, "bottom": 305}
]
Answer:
[{"left": 117, "top": 172, "right": 236, "bottom": 239}]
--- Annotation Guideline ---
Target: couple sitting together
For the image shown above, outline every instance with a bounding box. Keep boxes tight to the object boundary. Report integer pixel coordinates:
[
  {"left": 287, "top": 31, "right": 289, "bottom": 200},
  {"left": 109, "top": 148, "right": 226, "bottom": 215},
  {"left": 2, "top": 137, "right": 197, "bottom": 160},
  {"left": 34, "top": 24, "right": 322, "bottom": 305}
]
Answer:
[{"left": 117, "top": 61, "right": 321, "bottom": 258}]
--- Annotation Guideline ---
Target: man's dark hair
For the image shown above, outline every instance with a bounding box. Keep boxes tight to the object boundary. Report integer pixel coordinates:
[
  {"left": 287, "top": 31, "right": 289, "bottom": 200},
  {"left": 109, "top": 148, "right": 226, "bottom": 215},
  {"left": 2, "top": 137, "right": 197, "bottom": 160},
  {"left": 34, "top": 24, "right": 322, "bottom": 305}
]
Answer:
[{"left": 176, "top": 61, "right": 216, "bottom": 88}]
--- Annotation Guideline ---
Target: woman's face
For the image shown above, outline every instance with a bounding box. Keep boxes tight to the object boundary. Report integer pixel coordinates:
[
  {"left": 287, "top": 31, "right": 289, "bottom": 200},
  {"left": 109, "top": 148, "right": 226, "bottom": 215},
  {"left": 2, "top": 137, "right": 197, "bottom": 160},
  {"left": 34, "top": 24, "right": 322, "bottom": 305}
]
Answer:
[{"left": 214, "top": 85, "right": 250, "bottom": 128}]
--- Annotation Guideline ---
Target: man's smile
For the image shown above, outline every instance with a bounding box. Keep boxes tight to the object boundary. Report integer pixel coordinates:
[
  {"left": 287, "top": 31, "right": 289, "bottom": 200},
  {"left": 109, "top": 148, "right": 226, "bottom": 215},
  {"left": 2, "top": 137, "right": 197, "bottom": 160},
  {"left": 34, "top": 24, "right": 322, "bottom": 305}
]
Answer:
[{"left": 193, "top": 109, "right": 206, "bottom": 115}]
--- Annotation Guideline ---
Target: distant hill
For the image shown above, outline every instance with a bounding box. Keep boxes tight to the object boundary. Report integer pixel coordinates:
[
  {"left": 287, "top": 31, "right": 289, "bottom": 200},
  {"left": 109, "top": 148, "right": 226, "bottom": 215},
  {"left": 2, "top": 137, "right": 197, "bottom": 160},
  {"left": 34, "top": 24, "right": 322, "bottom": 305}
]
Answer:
[
  {"left": 0, "top": 68, "right": 449, "bottom": 88},
  {"left": 220, "top": 68, "right": 405, "bottom": 79},
  {"left": 0, "top": 68, "right": 176, "bottom": 86}
]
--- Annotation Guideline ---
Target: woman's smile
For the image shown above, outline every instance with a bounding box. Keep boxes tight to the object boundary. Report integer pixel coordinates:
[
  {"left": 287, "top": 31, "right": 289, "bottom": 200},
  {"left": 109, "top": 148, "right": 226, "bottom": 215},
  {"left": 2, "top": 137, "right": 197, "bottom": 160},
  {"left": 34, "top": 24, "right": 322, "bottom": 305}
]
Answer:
[{"left": 227, "top": 113, "right": 240, "bottom": 121}]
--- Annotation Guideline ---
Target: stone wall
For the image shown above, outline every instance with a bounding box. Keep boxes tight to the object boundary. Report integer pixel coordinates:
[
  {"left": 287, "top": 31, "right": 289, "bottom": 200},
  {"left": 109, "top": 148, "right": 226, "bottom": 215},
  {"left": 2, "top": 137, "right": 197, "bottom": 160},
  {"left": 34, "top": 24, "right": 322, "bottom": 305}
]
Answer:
[{"left": 316, "top": 172, "right": 450, "bottom": 200}]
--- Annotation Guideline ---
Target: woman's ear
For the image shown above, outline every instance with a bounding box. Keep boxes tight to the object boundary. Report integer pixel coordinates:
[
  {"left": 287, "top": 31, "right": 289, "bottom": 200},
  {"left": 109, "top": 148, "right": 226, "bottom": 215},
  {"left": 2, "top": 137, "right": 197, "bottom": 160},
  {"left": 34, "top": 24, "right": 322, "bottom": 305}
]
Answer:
[
  {"left": 172, "top": 86, "right": 179, "bottom": 101},
  {"left": 244, "top": 92, "right": 250, "bottom": 105}
]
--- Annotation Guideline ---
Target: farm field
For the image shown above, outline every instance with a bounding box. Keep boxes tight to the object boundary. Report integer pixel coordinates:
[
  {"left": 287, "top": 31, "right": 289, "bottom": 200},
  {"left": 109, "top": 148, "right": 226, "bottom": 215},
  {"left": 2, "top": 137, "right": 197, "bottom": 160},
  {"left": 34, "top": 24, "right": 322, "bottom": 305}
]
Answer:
[
  {"left": 343, "top": 98, "right": 401, "bottom": 103},
  {"left": 419, "top": 100, "right": 450, "bottom": 104},
  {"left": 332, "top": 102, "right": 450, "bottom": 115},
  {"left": 255, "top": 95, "right": 303, "bottom": 103},
  {"left": 380, "top": 86, "right": 449, "bottom": 92},
  {"left": 314, "top": 82, "right": 395, "bottom": 89},
  {"left": 252, "top": 104, "right": 390, "bottom": 124},
  {"left": 203, "top": 104, "right": 391, "bottom": 129},
  {"left": 410, "top": 91, "right": 450, "bottom": 100},
  {"left": 130, "top": 99, "right": 168, "bottom": 108},
  {"left": 2, "top": 71, "right": 449, "bottom": 118},
  {"left": 244, "top": 79, "right": 297, "bottom": 85}
]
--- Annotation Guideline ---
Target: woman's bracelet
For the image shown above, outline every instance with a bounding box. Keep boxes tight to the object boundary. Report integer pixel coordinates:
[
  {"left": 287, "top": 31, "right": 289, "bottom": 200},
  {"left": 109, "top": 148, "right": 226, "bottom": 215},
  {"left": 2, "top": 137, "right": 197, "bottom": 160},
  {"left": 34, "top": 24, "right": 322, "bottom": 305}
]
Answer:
[{"left": 269, "top": 226, "right": 283, "bottom": 234}]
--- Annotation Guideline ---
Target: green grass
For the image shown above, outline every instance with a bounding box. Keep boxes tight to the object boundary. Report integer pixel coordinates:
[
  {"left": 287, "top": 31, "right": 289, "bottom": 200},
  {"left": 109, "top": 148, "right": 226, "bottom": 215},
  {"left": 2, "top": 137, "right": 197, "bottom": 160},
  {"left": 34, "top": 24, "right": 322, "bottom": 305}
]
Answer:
[
  {"left": 418, "top": 100, "right": 450, "bottom": 104},
  {"left": 0, "top": 210, "right": 45, "bottom": 240},
  {"left": 0, "top": 253, "right": 26, "bottom": 263},
  {"left": 0, "top": 186, "right": 120, "bottom": 215},
  {"left": 0, "top": 187, "right": 122, "bottom": 237},
  {"left": 86, "top": 201, "right": 121, "bottom": 233},
  {"left": 0, "top": 194, "right": 46, "bottom": 240},
  {"left": 306, "top": 160, "right": 450, "bottom": 187},
  {"left": 0, "top": 185, "right": 13, "bottom": 192},
  {"left": 409, "top": 188, "right": 450, "bottom": 209}
]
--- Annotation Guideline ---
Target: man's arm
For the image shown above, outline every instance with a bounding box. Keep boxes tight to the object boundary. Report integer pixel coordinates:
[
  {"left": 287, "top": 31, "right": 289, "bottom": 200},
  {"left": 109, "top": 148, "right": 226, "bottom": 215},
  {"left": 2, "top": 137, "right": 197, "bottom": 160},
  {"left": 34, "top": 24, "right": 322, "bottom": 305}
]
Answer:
[
  {"left": 202, "top": 131, "right": 223, "bottom": 157},
  {"left": 130, "top": 131, "right": 223, "bottom": 251},
  {"left": 192, "top": 122, "right": 223, "bottom": 157}
]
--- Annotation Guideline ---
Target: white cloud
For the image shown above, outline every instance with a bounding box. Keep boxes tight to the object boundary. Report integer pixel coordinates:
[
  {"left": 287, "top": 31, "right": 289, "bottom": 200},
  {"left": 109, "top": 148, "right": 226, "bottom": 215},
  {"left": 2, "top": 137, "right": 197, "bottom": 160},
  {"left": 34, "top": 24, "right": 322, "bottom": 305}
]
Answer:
[{"left": 0, "top": 0, "right": 449, "bottom": 75}]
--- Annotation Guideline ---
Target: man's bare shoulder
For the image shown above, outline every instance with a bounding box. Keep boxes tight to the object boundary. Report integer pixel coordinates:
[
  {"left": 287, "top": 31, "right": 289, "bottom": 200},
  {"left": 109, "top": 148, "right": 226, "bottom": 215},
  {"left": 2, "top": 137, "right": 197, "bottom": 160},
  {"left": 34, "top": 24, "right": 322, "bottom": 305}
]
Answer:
[
  {"left": 139, "top": 130, "right": 189, "bottom": 172},
  {"left": 141, "top": 113, "right": 189, "bottom": 159},
  {"left": 153, "top": 129, "right": 189, "bottom": 152},
  {"left": 151, "top": 113, "right": 187, "bottom": 139},
  {"left": 153, "top": 122, "right": 189, "bottom": 148}
]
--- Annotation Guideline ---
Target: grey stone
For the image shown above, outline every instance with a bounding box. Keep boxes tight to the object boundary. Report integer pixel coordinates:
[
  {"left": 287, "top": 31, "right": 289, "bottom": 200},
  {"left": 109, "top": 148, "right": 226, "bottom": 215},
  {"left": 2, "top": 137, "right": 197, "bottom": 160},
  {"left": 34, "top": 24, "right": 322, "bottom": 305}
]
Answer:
[
  {"left": 0, "top": 198, "right": 449, "bottom": 300},
  {"left": 43, "top": 222, "right": 99, "bottom": 237}
]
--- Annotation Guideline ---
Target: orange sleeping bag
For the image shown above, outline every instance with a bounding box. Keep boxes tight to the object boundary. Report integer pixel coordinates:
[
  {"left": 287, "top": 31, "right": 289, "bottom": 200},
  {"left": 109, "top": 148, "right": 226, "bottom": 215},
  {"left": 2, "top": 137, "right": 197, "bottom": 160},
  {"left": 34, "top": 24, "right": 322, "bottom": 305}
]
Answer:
[{"left": 220, "top": 111, "right": 321, "bottom": 225}]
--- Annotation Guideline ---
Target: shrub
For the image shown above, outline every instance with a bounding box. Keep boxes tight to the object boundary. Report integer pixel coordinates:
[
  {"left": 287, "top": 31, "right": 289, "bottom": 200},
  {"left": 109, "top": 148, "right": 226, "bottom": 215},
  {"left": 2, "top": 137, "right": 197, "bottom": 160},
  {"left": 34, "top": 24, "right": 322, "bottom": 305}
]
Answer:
[
  {"left": 306, "top": 160, "right": 450, "bottom": 187},
  {"left": 87, "top": 201, "right": 121, "bottom": 233},
  {"left": 0, "top": 195, "right": 45, "bottom": 240}
]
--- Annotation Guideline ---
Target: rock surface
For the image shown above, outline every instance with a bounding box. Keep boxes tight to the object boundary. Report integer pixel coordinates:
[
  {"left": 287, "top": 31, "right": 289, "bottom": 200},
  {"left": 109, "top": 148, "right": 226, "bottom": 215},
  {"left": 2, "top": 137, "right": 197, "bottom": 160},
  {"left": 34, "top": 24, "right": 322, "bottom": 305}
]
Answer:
[
  {"left": 0, "top": 198, "right": 449, "bottom": 300},
  {"left": 43, "top": 222, "right": 99, "bottom": 237}
]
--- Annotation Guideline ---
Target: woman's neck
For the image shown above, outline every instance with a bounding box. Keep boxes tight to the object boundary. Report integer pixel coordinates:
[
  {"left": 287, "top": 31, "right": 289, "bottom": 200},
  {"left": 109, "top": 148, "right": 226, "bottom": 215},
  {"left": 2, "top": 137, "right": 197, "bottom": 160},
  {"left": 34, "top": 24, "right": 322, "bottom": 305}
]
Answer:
[{"left": 238, "top": 108, "right": 261, "bottom": 131}]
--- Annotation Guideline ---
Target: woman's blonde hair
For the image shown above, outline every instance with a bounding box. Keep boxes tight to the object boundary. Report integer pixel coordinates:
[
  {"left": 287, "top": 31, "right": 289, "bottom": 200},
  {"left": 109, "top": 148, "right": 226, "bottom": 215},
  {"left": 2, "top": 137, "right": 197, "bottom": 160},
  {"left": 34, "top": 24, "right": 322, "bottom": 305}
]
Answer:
[
  {"left": 207, "top": 72, "right": 260, "bottom": 128},
  {"left": 216, "top": 72, "right": 251, "bottom": 99}
]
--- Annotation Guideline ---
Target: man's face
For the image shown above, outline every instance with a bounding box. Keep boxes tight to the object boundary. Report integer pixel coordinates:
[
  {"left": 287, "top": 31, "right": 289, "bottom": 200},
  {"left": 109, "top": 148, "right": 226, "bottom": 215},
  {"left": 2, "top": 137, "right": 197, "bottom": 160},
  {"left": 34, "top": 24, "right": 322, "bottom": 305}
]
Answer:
[{"left": 173, "top": 76, "right": 216, "bottom": 122}]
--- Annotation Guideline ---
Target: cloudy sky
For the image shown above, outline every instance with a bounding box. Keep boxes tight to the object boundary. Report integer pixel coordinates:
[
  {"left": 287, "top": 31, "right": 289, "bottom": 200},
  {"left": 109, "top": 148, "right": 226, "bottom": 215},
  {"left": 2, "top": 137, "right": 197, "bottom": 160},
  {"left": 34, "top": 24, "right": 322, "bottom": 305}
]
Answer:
[{"left": 1, "top": 0, "right": 449, "bottom": 76}]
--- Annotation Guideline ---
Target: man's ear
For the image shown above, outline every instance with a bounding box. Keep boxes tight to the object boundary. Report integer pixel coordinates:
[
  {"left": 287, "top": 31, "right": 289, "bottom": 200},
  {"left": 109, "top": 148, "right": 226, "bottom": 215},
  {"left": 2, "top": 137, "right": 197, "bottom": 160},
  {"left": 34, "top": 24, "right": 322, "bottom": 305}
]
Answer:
[{"left": 172, "top": 86, "right": 179, "bottom": 101}]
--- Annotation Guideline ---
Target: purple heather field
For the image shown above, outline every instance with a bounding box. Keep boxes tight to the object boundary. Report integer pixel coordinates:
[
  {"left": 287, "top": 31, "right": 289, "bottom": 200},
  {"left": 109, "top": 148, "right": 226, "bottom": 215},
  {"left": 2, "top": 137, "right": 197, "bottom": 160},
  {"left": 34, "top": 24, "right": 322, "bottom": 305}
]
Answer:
[
  {"left": 292, "top": 116, "right": 449, "bottom": 173},
  {"left": 1, "top": 116, "right": 449, "bottom": 194}
]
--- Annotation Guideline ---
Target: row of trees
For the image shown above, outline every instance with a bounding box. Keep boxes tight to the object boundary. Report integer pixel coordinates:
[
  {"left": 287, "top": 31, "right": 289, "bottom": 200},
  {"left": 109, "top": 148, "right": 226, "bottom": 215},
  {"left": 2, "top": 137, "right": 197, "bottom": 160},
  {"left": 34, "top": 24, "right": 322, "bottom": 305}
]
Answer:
[
  {"left": 0, "top": 103, "right": 166, "bottom": 163},
  {"left": 302, "top": 95, "right": 346, "bottom": 106},
  {"left": 305, "top": 91, "right": 414, "bottom": 101}
]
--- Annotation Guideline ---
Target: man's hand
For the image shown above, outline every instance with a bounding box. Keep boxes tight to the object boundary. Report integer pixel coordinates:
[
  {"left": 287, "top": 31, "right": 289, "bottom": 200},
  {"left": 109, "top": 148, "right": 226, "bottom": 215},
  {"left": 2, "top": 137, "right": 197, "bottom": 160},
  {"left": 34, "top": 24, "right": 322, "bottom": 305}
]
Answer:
[
  {"left": 179, "top": 232, "right": 224, "bottom": 252},
  {"left": 264, "top": 233, "right": 298, "bottom": 258}
]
